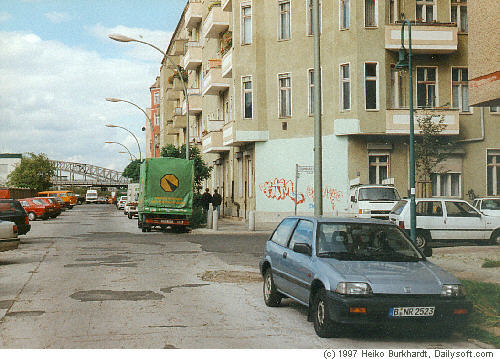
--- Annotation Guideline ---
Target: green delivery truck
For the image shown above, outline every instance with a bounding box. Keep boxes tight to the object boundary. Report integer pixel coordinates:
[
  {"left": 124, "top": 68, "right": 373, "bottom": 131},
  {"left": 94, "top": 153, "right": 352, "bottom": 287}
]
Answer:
[{"left": 138, "top": 157, "right": 194, "bottom": 232}]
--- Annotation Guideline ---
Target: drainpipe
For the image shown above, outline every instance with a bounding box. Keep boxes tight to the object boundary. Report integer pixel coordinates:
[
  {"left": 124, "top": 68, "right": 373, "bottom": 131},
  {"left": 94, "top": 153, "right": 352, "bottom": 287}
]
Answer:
[{"left": 458, "top": 107, "right": 485, "bottom": 143}]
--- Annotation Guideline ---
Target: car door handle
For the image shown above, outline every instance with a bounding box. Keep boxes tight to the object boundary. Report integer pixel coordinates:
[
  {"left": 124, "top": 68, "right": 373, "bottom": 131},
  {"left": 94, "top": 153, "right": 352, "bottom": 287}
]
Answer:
[{"left": 282, "top": 252, "right": 287, "bottom": 259}]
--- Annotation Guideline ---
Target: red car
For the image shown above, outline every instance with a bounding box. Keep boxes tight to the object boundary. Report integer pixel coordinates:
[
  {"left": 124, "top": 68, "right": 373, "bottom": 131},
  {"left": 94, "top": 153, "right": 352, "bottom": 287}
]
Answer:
[
  {"left": 35, "top": 197, "right": 61, "bottom": 218},
  {"left": 19, "top": 198, "right": 52, "bottom": 221}
]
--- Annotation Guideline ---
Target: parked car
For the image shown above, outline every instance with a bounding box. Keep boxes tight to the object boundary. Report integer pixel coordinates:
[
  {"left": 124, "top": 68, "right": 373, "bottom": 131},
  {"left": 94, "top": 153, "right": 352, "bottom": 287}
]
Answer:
[
  {"left": 97, "top": 196, "right": 107, "bottom": 204},
  {"left": 51, "top": 196, "right": 67, "bottom": 211},
  {"left": 472, "top": 197, "right": 500, "bottom": 217},
  {"left": 260, "top": 216, "right": 471, "bottom": 338},
  {"left": 389, "top": 198, "right": 500, "bottom": 248},
  {"left": 35, "top": 197, "right": 62, "bottom": 218},
  {"left": 117, "top": 196, "right": 127, "bottom": 210},
  {"left": 19, "top": 198, "right": 51, "bottom": 221},
  {"left": 0, "top": 199, "right": 30, "bottom": 235},
  {"left": 0, "top": 219, "right": 19, "bottom": 252}
]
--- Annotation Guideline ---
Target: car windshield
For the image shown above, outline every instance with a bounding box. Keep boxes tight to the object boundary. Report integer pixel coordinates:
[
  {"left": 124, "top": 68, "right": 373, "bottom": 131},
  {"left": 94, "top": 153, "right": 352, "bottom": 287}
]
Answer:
[
  {"left": 358, "top": 187, "right": 400, "bottom": 201},
  {"left": 482, "top": 199, "right": 500, "bottom": 210},
  {"left": 316, "top": 223, "right": 423, "bottom": 262}
]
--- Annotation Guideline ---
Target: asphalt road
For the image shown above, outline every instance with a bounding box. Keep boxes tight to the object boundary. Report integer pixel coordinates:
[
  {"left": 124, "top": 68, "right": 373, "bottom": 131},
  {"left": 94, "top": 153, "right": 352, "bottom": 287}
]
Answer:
[{"left": 0, "top": 204, "right": 481, "bottom": 348}]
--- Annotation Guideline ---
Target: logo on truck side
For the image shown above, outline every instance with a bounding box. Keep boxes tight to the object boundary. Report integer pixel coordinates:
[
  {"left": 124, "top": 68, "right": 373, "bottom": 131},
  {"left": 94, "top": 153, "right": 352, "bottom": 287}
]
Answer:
[{"left": 160, "top": 174, "right": 179, "bottom": 192}]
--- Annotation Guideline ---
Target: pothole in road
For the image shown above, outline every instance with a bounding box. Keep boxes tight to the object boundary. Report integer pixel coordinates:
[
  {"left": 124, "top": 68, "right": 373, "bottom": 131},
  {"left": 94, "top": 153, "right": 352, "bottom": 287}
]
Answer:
[
  {"left": 199, "top": 270, "right": 262, "bottom": 283},
  {"left": 6, "top": 310, "right": 45, "bottom": 317},
  {"left": 70, "top": 290, "right": 164, "bottom": 302},
  {"left": 160, "top": 284, "right": 209, "bottom": 293}
]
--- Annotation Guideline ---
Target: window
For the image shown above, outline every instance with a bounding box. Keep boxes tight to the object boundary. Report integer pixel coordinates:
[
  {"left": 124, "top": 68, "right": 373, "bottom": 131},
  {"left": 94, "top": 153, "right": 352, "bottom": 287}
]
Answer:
[
  {"left": 416, "top": 0, "right": 435, "bottom": 22},
  {"left": 452, "top": 68, "right": 469, "bottom": 112},
  {"left": 491, "top": 107, "right": 499, "bottom": 113},
  {"left": 247, "top": 156, "right": 253, "bottom": 198},
  {"left": 340, "top": 0, "right": 350, "bottom": 29},
  {"left": 390, "top": 64, "right": 405, "bottom": 108},
  {"left": 308, "top": 69, "right": 322, "bottom": 115},
  {"left": 416, "top": 201, "right": 443, "bottom": 217},
  {"left": 369, "top": 154, "right": 389, "bottom": 184},
  {"left": 278, "top": 1, "right": 291, "bottom": 40},
  {"left": 445, "top": 201, "right": 480, "bottom": 218},
  {"left": 154, "top": 113, "right": 160, "bottom": 126},
  {"left": 307, "top": 0, "right": 322, "bottom": 36},
  {"left": 340, "top": 63, "right": 350, "bottom": 110},
  {"left": 241, "top": 4, "right": 252, "bottom": 45},
  {"left": 431, "top": 173, "right": 461, "bottom": 197},
  {"left": 417, "top": 67, "right": 437, "bottom": 108},
  {"left": 487, "top": 151, "right": 500, "bottom": 196},
  {"left": 242, "top": 76, "right": 252, "bottom": 119},
  {"left": 237, "top": 158, "right": 243, "bottom": 197},
  {"left": 288, "top": 220, "right": 314, "bottom": 249},
  {"left": 364, "top": 0, "right": 377, "bottom": 27},
  {"left": 365, "top": 62, "right": 378, "bottom": 110},
  {"left": 154, "top": 92, "right": 159, "bottom": 105},
  {"left": 279, "top": 73, "right": 292, "bottom": 117},
  {"left": 388, "top": 0, "right": 397, "bottom": 23},
  {"left": 451, "top": 1, "right": 468, "bottom": 33},
  {"left": 270, "top": 218, "right": 297, "bottom": 247}
]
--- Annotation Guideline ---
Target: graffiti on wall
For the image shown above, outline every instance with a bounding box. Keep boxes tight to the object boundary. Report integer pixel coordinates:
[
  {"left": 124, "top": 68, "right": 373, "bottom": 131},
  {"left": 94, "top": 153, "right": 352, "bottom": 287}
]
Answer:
[
  {"left": 258, "top": 178, "right": 305, "bottom": 204},
  {"left": 258, "top": 178, "right": 344, "bottom": 211}
]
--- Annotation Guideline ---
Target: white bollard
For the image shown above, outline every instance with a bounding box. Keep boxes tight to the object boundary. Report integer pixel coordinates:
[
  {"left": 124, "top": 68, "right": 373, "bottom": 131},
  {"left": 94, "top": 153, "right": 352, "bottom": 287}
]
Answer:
[
  {"left": 207, "top": 205, "right": 213, "bottom": 229},
  {"left": 249, "top": 210, "right": 255, "bottom": 231},
  {"left": 212, "top": 209, "right": 218, "bottom": 231}
]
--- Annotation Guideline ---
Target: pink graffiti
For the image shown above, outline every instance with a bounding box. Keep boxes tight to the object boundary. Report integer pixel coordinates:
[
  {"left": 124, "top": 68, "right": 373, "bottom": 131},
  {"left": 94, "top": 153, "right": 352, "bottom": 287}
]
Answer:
[
  {"left": 259, "top": 178, "right": 305, "bottom": 204},
  {"left": 306, "top": 186, "right": 344, "bottom": 211}
]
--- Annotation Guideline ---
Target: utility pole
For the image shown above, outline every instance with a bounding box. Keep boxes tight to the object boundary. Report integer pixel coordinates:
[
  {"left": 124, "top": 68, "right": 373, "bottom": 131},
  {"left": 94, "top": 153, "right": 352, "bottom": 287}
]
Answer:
[{"left": 313, "top": 0, "right": 323, "bottom": 217}]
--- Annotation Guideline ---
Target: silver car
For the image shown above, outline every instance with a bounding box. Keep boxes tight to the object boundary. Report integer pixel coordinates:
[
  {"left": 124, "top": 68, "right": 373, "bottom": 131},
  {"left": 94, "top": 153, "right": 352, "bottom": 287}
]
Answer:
[
  {"left": 0, "top": 219, "right": 19, "bottom": 252},
  {"left": 260, "top": 216, "right": 471, "bottom": 338}
]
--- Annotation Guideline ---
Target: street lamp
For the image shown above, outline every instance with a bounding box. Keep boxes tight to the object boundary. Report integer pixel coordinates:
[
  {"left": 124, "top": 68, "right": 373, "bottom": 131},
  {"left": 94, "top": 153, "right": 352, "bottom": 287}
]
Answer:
[
  {"left": 108, "top": 33, "right": 191, "bottom": 160},
  {"left": 105, "top": 97, "right": 155, "bottom": 158},
  {"left": 119, "top": 151, "right": 134, "bottom": 161},
  {"left": 104, "top": 141, "right": 137, "bottom": 161},
  {"left": 105, "top": 124, "right": 142, "bottom": 161},
  {"left": 395, "top": 19, "right": 416, "bottom": 245}
]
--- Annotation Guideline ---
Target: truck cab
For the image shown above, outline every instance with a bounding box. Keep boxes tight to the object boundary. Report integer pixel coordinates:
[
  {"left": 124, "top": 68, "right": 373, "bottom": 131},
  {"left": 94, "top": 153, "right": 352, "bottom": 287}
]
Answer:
[{"left": 348, "top": 184, "right": 401, "bottom": 220}]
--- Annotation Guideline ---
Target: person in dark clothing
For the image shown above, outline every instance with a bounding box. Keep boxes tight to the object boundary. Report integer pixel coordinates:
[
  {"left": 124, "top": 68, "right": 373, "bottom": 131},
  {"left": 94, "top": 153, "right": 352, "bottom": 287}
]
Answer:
[
  {"left": 212, "top": 189, "right": 222, "bottom": 217},
  {"left": 201, "top": 188, "right": 212, "bottom": 214}
]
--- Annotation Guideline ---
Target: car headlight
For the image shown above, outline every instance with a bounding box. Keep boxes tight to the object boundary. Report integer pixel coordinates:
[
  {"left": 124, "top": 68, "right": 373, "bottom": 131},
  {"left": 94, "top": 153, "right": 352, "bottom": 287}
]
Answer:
[
  {"left": 441, "top": 284, "right": 466, "bottom": 297},
  {"left": 335, "top": 282, "right": 373, "bottom": 295}
]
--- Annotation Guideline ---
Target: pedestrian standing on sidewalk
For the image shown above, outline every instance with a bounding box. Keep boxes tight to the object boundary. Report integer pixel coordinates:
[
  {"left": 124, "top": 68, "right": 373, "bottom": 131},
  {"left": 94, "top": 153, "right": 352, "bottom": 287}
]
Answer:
[
  {"left": 212, "top": 189, "right": 222, "bottom": 218},
  {"left": 201, "top": 188, "right": 212, "bottom": 215}
]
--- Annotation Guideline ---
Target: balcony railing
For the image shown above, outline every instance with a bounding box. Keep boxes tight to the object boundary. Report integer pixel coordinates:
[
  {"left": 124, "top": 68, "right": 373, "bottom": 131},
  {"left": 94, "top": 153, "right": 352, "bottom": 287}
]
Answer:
[
  {"left": 173, "top": 108, "right": 187, "bottom": 129},
  {"left": 165, "top": 55, "right": 181, "bottom": 69},
  {"left": 182, "top": 93, "right": 202, "bottom": 115},
  {"left": 171, "top": 39, "right": 187, "bottom": 56},
  {"left": 222, "top": 48, "right": 232, "bottom": 78},
  {"left": 183, "top": 43, "right": 202, "bottom": 70},
  {"left": 201, "top": 131, "right": 230, "bottom": 154},
  {"left": 165, "top": 87, "right": 180, "bottom": 101},
  {"left": 385, "top": 23, "right": 458, "bottom": 54},
  {"left": 202, "top": 4, "right": 229, "bottom": 39},
  {"left": 185, "top": 0, "right": 203, "bottom": 29},
  {"left": 203, "top": 59, "right": 230, "bottom": 95},
  {"left": 386, "top": 108, "right": 460, "bottom": 135}
]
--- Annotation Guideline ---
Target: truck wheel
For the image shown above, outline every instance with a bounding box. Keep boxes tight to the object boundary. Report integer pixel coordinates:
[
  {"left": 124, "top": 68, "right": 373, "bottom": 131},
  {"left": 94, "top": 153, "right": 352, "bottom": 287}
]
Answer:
[
  {"left": 141, "top": 227, "right": 147, "bottom": 232},
  {"left": 28, "top": 212, "right": 36, "bottom": 221}
]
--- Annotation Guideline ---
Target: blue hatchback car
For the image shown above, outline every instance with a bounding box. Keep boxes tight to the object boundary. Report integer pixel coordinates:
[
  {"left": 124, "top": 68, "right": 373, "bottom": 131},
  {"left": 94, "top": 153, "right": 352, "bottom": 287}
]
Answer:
[{"left": 259, "top": 216, "right": 471, "bottom": 337}]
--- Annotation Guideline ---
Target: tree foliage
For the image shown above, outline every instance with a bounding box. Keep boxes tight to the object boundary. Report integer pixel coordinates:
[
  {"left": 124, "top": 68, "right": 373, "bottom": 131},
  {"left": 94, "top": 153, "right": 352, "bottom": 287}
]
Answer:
[
  {"left": 160, "top": 144, "right": 212, "bottom": 195},
  {"left": 7, "top": 153, "right": 55, "bottom": 192},
  {"left": 122, "top": 159, "right": 142, "bottom": 182}
]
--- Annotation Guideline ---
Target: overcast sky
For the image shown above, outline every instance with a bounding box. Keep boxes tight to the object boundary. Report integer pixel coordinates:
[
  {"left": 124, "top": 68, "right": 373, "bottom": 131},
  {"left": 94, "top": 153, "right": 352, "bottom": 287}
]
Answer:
[{"left": 0, "top": 0, "right": 186, "bottom": 171}]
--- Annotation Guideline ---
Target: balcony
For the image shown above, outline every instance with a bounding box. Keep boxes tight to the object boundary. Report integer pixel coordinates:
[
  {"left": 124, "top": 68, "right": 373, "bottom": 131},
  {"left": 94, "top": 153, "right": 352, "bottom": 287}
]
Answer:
[
  {"left": 171, "top": 39, "right": 187, "bottom": 56},
  {"left": 222, "top": 48, "right": 232, "bottom": 78},
  {"left": 166, "top": 123, "right": 180, "bottom": 135},
  {"left": 202, "top": 131, "right": 230, "bottom": 154},
  {"left": 385, "top": 23, "right": 458, "bottom": 54},
  {"left": 182, "top": 92, "right": 202, "bottom": 115},
  {"left": 165, "top": 55, "right": 181, "bottom": 69},
  {"left": 165, "top": 87, "right": 180, "bottom": 101},
  {"left": 185, "top": 0, "right": 202, "bottom": 29},
  {"left": 385, "top": 108, "right": 460, "bottom": 135},
  {"left": 202, "top": 4, "right": 229, "bottom": 39},
  {"left": 173, "top": 107, "right": 187, "bottom": 129},
  {"left": 222, "top": 0, "right": 232, "bottom": 12},
  {"left": 222, "top": 122, "right": 269, "bottom": 146},
  {"left": 203, "top": 59, "right": 230, "bottom": 95},
  {"left": 173, "top": 77, "right": 185, "bottom": 92},
  {"left": 183, "top": 43, "right": 202, "bottom": 70}
]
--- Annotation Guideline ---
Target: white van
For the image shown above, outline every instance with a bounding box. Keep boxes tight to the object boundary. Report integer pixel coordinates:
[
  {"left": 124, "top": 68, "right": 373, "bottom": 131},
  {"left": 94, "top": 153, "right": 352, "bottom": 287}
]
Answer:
[{"left": 86, "top": 190, "right": 98, "bottom": 204}]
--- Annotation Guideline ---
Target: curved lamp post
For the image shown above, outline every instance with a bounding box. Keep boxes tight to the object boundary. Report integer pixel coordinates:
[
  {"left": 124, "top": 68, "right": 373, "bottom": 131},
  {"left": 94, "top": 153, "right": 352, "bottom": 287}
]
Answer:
[
  {"left": 108, "top": 33, "right": 190, "bottom": 160},
  {"left": 395, "top": 19, "right": 416, "bottom": 245},
  {"left": 119, "top": 151, "right": 134, "bottom": 161},
  {"left": 104, "top": 141, "right": 137, "bottom": 161},
  {"left": 105, "top": 124, "right": 142, "bottom": 161}
]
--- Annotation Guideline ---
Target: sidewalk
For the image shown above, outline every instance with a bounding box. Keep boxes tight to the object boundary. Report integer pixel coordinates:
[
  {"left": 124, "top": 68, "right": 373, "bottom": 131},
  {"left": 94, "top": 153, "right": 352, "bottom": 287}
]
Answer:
[{"left": 191, "top": 216, "right": 278, "bottom": 235}]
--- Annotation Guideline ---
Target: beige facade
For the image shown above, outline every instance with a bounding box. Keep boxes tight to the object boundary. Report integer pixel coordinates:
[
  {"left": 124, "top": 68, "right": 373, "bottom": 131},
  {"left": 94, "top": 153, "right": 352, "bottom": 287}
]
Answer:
[{"left": 157, "top": 0, "right": 500, "bottom": 221}]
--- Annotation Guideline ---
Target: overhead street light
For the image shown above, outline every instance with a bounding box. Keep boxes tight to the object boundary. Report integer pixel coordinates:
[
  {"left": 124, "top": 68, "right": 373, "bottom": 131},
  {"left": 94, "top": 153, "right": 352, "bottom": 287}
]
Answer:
[
  {"left": 394, "top": 19, "right": 416, "bottom": 245},
  {"left": 104, "top": 141, "right": 137, "bottom": 161},
  {"left": 108, "top": 33, "right": 191, "bottom": 160},
  {"left": 119, "top": 151, "right": 134, "bottom": 161},
  {"left": 105, "top": 124, "right": 142, "bottom": 162}
]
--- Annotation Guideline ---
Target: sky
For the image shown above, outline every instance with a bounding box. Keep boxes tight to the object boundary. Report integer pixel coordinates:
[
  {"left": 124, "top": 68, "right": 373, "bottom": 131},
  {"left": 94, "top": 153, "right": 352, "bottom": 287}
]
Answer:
[{"left": 0, "top": 0, "right": 186, "bottom": 172}]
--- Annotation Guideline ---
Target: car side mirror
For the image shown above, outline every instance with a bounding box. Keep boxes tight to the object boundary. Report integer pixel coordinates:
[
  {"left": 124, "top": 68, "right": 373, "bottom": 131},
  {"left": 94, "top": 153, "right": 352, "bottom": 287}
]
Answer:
[
  {"left": 351, "top": 195, "right": 357, "bottom": 203},
  {"left": 293, "top": 243, "right": 312, "bottom": 256},
  {"left": 423, "top": 246, "right": 432, "bottom": 257}
]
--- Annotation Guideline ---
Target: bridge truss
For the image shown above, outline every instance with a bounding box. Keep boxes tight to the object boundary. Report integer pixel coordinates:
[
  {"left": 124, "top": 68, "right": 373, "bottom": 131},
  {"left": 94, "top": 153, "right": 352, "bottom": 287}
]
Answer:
[{"left": 51, "top": 160, "right": 130, "bottom": 186}]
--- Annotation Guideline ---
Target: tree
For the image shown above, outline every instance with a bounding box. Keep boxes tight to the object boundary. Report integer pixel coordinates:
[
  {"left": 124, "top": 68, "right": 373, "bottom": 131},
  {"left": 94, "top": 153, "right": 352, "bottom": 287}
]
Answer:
[
  {"left": 7, "top": 153, "right": 55, "bottom": 192},
  {"left": 122, "top": 159, "right": 142, "bottom": 182},
  {"left": 160, "top": 144, "right": 212, "bottom": 195},
  {"left": 414, "top": 114, "right": 457, "bottom": 196}
]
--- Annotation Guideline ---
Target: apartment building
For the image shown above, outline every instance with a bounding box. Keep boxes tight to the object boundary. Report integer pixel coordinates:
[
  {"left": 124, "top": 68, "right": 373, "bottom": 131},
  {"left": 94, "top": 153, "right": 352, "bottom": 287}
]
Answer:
[
  {"left": 147, "top": 77, "right": 161, "bottom": 158},
  {"left": 158, "top": 0, "right": 500, "bottom": 223}
]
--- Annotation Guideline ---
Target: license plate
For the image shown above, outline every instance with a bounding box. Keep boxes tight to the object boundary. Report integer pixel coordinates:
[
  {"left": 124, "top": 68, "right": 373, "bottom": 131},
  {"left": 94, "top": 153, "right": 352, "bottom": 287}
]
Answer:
[{"left": 389, "top": 306, "right": 435, "bottom": 317}]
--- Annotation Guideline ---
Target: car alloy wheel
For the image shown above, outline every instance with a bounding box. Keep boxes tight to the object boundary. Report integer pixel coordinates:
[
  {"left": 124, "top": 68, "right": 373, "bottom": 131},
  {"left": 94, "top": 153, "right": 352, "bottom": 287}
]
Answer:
[
  {"left": 28, "top": 212, "right": 36, "bottom": 221},
  {"left": 316, "top": 299, "right": 325, "bottom": 326}
]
